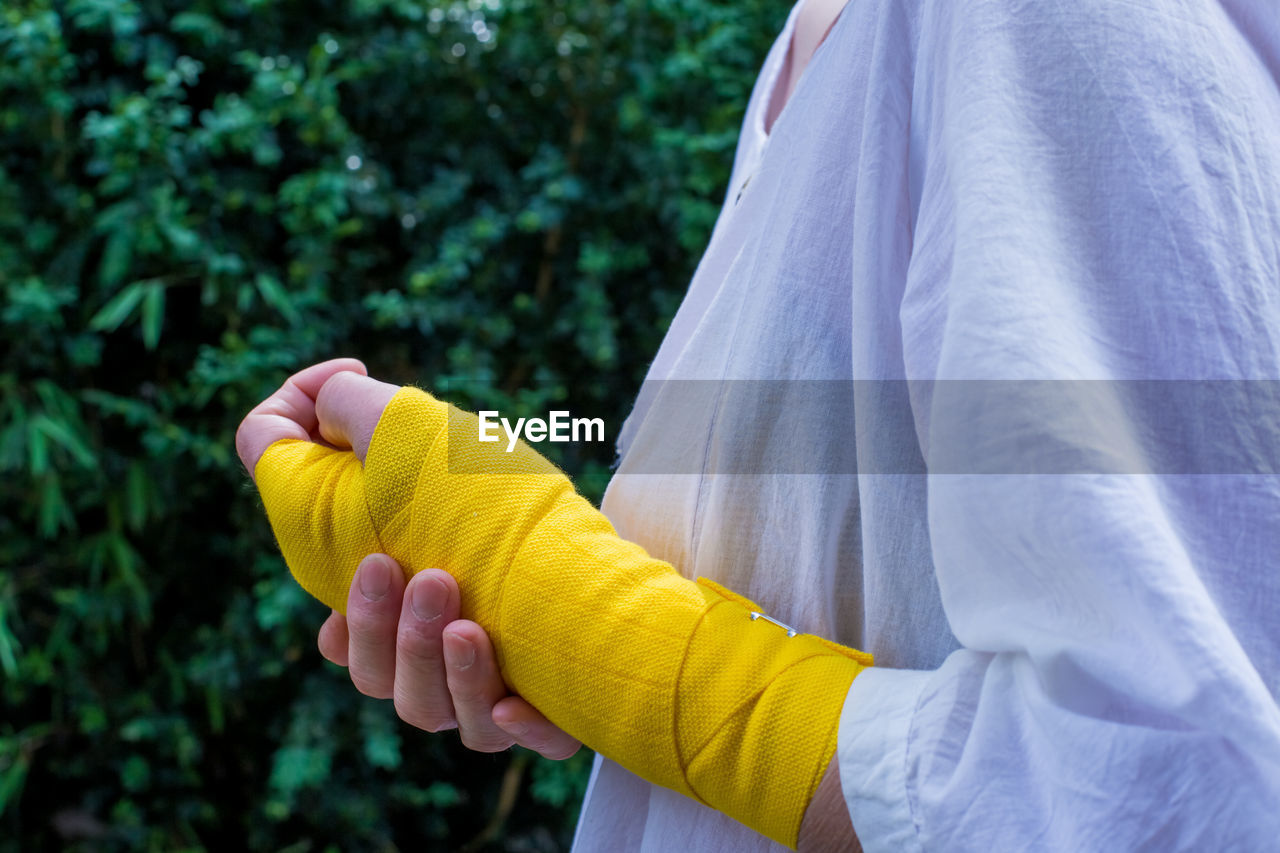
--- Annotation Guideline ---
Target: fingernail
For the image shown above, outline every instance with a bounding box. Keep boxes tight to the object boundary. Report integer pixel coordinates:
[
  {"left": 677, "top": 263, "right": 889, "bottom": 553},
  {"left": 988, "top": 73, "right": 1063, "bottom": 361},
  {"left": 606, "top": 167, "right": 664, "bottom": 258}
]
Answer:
[
  {"left": 358, "top": 556, "right": 391, "bottom": 601},
  {"left": 411, "top": 575, "right": 448, "bottom": 622},
  {"left": 443, "top": 633, "right": 475, "bottom": 670}
]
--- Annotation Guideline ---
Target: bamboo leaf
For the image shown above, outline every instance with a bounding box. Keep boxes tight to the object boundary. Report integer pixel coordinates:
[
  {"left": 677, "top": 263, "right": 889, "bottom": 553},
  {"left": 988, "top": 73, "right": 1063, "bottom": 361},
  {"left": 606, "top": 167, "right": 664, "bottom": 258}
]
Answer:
[
  {"left": 0, "top": 418, "right": 24, "bottom": 472},
  {"left": 141, "top": 283, "right": 165, "bottom": 350},
  {"left": 32, "top": 415, "right": 96, "bottom": 469},
  {"left": 254, "top": 273, "right": 301, "bottom": 324},
  {"left": 0, "top": 742, "right": 32, "bottom": 815},
  {"left": 108, "top": 534, "right": 150, "bottom": 621},
  {"left": 125, "top": 463, "right": 149, "bottom": 532},
  {"left": 88, "top": 282, "right": 145, "bottom": 332},
  {"left": 32, "top": 380, "right": 76, "bottom": 421},
  {"left": 0, "top": 598, "right": 20, "bottom": 679},
  {"left": 27, "top": 424, "right": 48, "bottom": 475},
  {"left": 92, "top": 200, "right": 140, "bottom": 232},
  {"left": 98, "top": 227, "right": 135, "bottom": 289},
  {"left": 37, "top": 472, "right": 72, "bottom": 538},
  {"left": 81, "top": 389, "right": 154, "bottom": 425}
]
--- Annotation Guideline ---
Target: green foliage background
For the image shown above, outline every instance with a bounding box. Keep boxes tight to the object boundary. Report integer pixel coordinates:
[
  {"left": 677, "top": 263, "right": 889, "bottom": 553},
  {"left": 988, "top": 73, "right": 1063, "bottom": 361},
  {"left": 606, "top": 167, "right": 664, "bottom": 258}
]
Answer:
[{"left": 0, "top": 0, "right": 784, "bottom": 849}]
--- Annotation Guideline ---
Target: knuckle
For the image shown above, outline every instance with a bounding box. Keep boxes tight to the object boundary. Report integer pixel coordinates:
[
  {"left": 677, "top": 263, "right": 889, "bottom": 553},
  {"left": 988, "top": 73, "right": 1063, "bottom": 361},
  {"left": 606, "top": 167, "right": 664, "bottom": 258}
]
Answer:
[
  {"left": 540, "top": 741, "right": 581, "bottom": 761},
  {"left": 448, "top": 682, "right": 492, "bottom": 706},
  {"left": 520, "top": 729, "right": 577, "bottom": 761},
  {"left": 315, "top": 370, "right": 354, "bottom": 406},
  {"left": 459, "top": 731, "right": 513, "bottom": 754},
  {"left": 345, "top": 605, "right": 390, "bottom": 636},
  {"left": 350, "top": 673, "right": 391, "bottom": 700},
  {"left": 397, "top": 624, "right": 443, "bottom": 661},
  {"left": 343, "top": 612, "right": 376, "bottom": 637},
  {"left": 399, "top": 709, "right": 452, "bottom": 733},
  {"left": 348, "top": 620, "right": 398, "bottom": 653},
  {"left": 427, "top": 718, "right": 459, "bottom": 733},
  {"left": 393, "top": 695, "right": 452, "bottom": 733}
]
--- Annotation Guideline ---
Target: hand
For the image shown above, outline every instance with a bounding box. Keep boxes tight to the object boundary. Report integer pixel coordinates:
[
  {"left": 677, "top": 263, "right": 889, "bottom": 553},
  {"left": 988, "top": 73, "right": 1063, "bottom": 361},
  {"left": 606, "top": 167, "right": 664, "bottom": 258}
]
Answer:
[
  {"left": 318, "top": 555, "right": 581, "bottom": 759},
  {"left": 236, "top": 359, "right": 581, "bottom": 760}
]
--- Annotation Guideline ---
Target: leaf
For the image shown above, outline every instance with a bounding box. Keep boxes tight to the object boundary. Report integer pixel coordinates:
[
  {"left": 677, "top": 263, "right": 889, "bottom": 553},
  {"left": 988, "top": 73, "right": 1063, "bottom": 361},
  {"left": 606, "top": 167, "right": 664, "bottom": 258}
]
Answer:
[
  {"left": 160, "top": 221, "right": 200, "bottom": 255},
  {"left": 362, "top": 728, "right": 401, "bottom": 770},
  {"left": 80, "top": 389, "right": 154, "bottom": 426},
  {"left": 0, "top": 742, "right": 32, "bottom": 816},
  {"left": 206, "top": 688, "right": 224, "bottom": 734},
  {"left": 171, "top": 11, "right": 225, "bottom": 40},
  {"left": 390, "top": 780, "right": 462, "bottom": 809},
  {"left": 140, "top": 283, "right": 165, "bottom": 350},
  {"left": 119, "top": 717, "right": 158, "bottom": 742},
  {"left": 98, "top": 228, "right": 135, "bottom": 289},
  {"left": 124, "top": 463, "right": 149, "bottom": 531},
  {"left": 0, "top": 418, "right": 24, "bottom": 472},
  {"left": 44, "top": 233, "right": 93, "bottom": 292},
  {"left": 269, "top": 745, "right": 332, "bottom": 795},
  {"left": 121, "top": 755, "right": 149, "bottom": 792},
  {"left": 171, "top": 11, "right": 224, "bottom": 36},
  {"left": 27, "top": 424, "right": 48, "bottom": 476},
  {"left": 92, "top": 200, "right": 141, "bottom": 232},
  {"left": 88, "top": 282, "right": 145, "bottom": 333},
  {"left": 32, "top": 415, "right": 96, "bottom": 469},
  {"left": 0, "top": 598, "right": 20, "bottom": 679},
  {"left": 253, "top": 577, "right": 305, "bottom": 630},
  {"left": 33, "top": 380, "right": 78, "bottom": 421},
  {"left": 253, "top": 273, "right": 300, "bottom": 324},
  {"left": 37, "top": 472, "right": 72, "bottom": 538}
]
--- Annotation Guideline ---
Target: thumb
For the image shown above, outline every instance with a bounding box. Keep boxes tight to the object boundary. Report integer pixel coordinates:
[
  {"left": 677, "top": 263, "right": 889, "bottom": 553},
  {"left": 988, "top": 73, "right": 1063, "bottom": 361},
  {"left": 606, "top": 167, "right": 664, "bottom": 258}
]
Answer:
[
  {"left": 314, "top": 371, "right": 401, "bottom": 464},
  {"left": 236, "top": 358, "right": 367, "bottom": 481}
]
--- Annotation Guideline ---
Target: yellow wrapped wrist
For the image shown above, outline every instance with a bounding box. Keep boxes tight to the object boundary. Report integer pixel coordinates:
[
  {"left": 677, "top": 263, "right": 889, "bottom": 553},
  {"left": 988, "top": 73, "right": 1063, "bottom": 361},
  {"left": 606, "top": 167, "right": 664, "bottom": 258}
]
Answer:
[{"left": 255, "top": 387, "right": 872, "bottom": 847}]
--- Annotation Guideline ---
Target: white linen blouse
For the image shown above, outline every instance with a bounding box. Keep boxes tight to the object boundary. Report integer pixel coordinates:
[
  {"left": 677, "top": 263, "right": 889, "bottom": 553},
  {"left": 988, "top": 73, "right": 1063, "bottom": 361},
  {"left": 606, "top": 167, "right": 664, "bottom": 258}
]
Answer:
[{"left": 572, "top": 1, "right": 1280, "bottom": 850}]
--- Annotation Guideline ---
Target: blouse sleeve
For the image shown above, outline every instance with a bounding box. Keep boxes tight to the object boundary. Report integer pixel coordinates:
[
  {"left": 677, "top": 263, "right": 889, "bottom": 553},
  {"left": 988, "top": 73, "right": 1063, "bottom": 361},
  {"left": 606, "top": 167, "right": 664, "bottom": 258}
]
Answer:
[{"left": 836, "top": 3, "right": 1280, "bottom": 850}]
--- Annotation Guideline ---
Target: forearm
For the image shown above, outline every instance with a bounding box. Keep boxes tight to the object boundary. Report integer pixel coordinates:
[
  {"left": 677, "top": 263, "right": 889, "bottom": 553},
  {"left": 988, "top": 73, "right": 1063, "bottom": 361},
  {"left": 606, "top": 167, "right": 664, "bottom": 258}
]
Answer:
[
  {"left": 798, "top": 754, "right": 861, "bottom": 853},
  {"left": 255, "top": 385, "right": 873, "bottom": 848}
]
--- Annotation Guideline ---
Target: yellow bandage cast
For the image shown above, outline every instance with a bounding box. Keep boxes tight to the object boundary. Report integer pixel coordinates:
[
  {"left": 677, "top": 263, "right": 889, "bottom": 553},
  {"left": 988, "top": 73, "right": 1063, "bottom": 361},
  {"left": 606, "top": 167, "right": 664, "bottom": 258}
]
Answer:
[{"left": 255, "top": 387, "right": 872, "bottom": 848}]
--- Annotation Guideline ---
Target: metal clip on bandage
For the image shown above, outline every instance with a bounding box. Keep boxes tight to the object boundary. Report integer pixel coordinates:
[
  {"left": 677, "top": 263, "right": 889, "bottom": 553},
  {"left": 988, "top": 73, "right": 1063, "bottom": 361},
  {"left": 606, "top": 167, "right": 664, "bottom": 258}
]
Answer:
[{"left": 750, "top": 611, "right": 798, "bottom": 638}]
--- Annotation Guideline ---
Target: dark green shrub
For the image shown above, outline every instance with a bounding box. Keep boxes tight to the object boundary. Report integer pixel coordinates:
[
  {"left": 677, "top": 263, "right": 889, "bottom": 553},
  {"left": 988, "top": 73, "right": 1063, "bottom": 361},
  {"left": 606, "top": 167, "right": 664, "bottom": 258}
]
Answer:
[{"left": 0, "top": 0, "right": 784, "bottom": 849}]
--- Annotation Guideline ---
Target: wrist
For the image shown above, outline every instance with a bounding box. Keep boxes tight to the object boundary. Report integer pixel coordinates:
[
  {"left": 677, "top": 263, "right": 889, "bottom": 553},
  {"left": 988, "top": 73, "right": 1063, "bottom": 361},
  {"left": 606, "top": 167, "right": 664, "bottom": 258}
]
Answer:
[{"left": 798, "top": 753, "right": 862, "bottom": 853}]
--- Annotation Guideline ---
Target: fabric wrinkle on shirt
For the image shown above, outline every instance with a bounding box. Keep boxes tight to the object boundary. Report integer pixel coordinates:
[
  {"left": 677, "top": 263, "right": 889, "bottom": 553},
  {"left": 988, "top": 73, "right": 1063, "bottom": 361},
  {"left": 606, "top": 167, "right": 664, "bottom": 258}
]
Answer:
[{"left": 572, "top": 1, "right": 1280, "bottom": 851}]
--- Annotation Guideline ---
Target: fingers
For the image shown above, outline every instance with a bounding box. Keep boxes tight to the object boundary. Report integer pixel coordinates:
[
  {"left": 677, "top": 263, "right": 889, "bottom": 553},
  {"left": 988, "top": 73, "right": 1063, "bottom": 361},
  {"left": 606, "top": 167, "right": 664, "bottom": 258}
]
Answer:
[
  {"left": 344, "top": 554, "right": 407, "bottom": 699},
  {"left": 318, "top": 610, "right": 350, "bottom": 667},
  {"left": 393, "top": 572, "right": 580, "bottom": 757},
  {"left": 236, "top": 357, "right": 367, "bottom": 480},
  {"left": 492, "top": 696, "right": 582, "bottom": 760},
  {"left": 314, "top": 371, "right": 401, "bottom": 464},
  {"left": 442, "top": 620, "right": 519, "bottom": 753},
  {"left": 393, "top": 570, "right": 463, "bottom": 732},
  {"left": 324, "top": 556, "right": 581, "bottom": 761}
]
